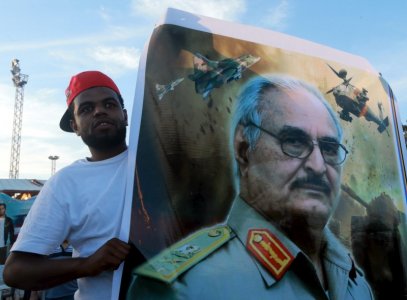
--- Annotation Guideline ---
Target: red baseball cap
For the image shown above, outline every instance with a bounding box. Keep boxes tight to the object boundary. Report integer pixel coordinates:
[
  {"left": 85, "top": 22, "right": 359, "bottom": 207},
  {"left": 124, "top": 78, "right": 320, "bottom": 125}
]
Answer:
[{"left": 59, "top": 71, "right": 121, "bottom": 132}]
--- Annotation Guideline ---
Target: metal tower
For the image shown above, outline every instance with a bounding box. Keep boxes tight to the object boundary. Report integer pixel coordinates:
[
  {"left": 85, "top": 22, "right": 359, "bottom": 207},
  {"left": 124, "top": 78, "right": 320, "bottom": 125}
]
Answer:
[
  {"left": 48, "top": 155, "right": 59, "bottom": 176},
  {"left": 9, "top": 59, "right": 28, "bottom": 179}
]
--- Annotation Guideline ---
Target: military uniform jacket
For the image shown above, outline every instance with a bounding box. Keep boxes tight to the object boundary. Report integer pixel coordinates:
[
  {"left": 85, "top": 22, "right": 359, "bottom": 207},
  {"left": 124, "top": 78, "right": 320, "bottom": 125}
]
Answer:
[{"left": 129, "top": 197, "right": 374, "bottom": 300}]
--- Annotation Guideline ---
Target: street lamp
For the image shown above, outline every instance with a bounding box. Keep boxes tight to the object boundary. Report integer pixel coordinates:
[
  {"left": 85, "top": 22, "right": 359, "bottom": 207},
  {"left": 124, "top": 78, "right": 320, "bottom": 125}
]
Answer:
[{"left": 48, "top": 155, "right": 59, "bottom": 176}]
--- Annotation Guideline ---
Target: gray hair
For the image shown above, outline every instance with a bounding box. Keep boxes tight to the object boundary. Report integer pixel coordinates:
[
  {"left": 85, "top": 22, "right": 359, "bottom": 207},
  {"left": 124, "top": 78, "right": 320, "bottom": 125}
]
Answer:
[{"left": 231, "top": 74, "right": 342, "bottom": 150}]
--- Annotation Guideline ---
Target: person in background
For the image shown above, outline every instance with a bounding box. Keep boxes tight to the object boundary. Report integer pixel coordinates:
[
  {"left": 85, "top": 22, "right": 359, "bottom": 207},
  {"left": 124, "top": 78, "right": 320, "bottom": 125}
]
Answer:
[{"left": 0, "top": 203, "right": 14, "bottom": 265}]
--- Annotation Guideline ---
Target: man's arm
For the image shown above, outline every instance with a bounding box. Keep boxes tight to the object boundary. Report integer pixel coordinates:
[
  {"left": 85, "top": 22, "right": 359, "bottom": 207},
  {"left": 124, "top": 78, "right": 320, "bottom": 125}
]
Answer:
[{"left": 3, "top": 238, "right": 130, "bottom": 291}]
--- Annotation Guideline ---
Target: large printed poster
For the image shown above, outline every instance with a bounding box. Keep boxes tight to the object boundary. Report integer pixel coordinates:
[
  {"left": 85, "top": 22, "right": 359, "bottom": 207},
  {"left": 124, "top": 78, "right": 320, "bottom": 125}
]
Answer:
[{"left": 116, "top": 8, "right": 407, "bottom": 300}]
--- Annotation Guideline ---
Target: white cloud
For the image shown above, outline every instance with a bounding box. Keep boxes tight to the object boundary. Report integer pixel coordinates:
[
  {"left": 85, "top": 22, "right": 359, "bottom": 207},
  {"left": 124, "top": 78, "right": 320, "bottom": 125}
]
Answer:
[
  {"left": 92, "top": 46, "right": 140, "bottom": 70},
  {"left": 1, "top": 125, "right": 89, "bottom": 180},
  {"left": 261, "top": 0, "right": 291, "bottom": 31},
  {"left": 388, "top": 75, "right": 407, "bottom": 123},
  {"left": 0, "top": 84, "right": 16, "bottom": 170},
  {"left": 131, "top": 0, "right": 246, "bottom": 21},
  {"left": 17, "top": 134, "right": 89, "bottom": 180},
  {"left": 0, "top": 83, "right": 15, "bottom": 119},
  {"left": 98, "top": 5, "right": 112, "bottom": 22},
  {"left": 0, "top": 26, "right": 146, "bottom": 53},
  {"left": 0, "top": 85, "right": 86, "bottom": 179},
  {"left": 22, "top": 89, "right": 63, "bottom": 139},
  {"left": 369, "top": 40, "right": 407, "bottom": 122},
  {"left": 49, "top": 46, "right": 140, "bottom": 76},
  {"left": 390, "top": 77, "right": 407, "bottom": 95}
]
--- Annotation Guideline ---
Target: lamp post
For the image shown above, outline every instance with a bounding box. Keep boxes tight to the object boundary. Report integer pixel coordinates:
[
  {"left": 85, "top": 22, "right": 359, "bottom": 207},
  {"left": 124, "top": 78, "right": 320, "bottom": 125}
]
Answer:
[{"left": 48, "top": 155, "right": 59, "bottom": 176}]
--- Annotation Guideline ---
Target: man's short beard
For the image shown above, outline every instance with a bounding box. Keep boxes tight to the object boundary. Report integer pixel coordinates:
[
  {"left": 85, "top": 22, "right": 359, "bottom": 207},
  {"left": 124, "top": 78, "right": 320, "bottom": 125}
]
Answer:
[{"left": 81, "top": 125, "right": 127, "bottom": 151}]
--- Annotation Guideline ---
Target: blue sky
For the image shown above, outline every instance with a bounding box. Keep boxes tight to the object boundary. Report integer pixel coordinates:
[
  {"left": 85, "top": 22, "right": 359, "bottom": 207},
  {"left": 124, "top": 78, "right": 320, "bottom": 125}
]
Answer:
[{"left": 0, "top": 0, "right": 406, "bottom": 179}]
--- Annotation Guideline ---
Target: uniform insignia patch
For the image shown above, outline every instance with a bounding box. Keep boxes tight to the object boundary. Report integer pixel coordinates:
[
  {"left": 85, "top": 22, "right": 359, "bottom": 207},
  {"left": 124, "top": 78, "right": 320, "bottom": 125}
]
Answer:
[
  {"left": 134, "top": 225, "right": 232, "bottom": 283},
  {"left": 246, "top": 228, "right": 294, "bottom": 280},
  {"left": 172, "top": 244, "right": 201, "bottom": 258}
]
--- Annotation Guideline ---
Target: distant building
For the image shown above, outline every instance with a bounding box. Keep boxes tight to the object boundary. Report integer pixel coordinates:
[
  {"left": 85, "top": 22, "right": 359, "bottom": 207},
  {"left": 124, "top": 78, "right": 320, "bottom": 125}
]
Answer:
[{"left": 0, "top": 179, "right": 45, "bottom": 200}]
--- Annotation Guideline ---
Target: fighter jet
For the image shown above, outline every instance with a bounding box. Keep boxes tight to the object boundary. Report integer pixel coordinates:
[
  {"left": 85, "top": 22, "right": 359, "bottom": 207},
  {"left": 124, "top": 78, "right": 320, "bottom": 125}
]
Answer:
[
  {"left": 155, "top": 77, "right": 184, "bottom": 101},
  {"left": 188, "top": 53, "right": 260, "bottom": 99},
  {"left": 326, "top": 64, "right": 389, "bottom": 134}
]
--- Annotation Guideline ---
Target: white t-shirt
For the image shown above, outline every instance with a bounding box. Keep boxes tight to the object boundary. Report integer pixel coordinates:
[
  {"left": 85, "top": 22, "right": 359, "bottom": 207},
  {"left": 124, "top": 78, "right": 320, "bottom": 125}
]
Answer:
[{"left": 12, "top": 150, "right": 128, "bottom": 300}]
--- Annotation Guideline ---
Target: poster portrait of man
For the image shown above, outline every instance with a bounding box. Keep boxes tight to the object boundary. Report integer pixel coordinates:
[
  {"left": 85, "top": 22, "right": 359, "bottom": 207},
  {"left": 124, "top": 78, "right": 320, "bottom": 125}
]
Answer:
[{"left": 116, "top": 8, "right": 407, "bottom": 300}]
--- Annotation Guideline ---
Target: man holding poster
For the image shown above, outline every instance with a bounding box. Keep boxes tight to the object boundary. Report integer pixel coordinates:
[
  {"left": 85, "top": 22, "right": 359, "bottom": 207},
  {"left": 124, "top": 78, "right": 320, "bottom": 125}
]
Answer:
[
  {"left": 4, "top": 71, "right": 131, "bottom": 299},
  {"left": 129, "top": 75, "right": 373, "bottom": 299}
]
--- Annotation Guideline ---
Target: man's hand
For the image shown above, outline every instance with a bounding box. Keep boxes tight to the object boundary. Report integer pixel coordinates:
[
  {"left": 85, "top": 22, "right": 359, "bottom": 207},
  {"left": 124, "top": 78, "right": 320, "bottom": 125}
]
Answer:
[
  {"left": 3, "top": 238, "right": 131, "bottom": 290},
  {"left": 82, "top": 238, "right": 131, "bottom": 277}
]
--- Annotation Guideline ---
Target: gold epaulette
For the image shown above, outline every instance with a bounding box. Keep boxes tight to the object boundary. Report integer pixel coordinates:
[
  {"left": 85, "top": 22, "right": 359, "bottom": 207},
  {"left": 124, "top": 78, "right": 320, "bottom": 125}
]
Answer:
[{"left": 134, "top": 225, "right": 232, "bottom": 283}]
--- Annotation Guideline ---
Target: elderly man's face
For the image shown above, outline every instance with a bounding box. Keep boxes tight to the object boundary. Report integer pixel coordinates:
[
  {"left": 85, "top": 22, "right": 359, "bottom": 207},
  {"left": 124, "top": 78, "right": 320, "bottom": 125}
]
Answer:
[{"left": 236, "top": 87, "right": 342, "bottom": 229}]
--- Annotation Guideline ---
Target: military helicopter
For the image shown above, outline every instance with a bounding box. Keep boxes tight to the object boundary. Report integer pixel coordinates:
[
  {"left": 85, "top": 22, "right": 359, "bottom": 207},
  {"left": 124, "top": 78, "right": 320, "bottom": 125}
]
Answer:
[
  {"left": 188, "top": 53, "right": 260, "bottom": 99},
  {"left": 326, "top": 64, "right": 389, "bottom": 134}
]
